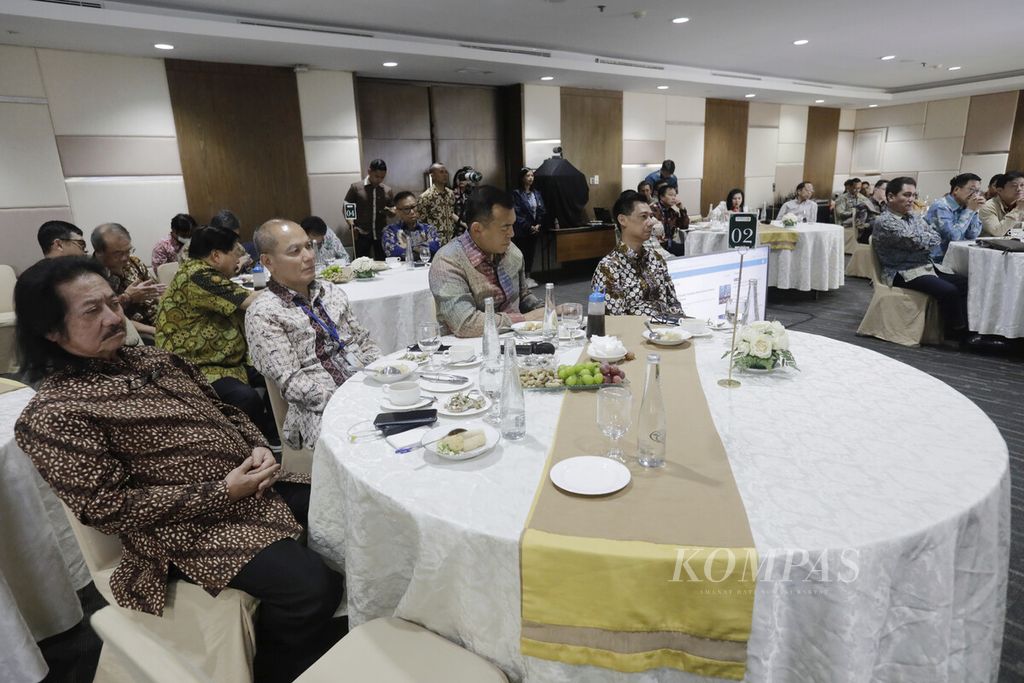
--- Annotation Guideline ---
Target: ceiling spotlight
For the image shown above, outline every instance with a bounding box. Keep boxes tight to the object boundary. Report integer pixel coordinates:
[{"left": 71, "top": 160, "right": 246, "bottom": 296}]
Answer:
[
  {"left": 154, "top": 44, "right": 174, "bottom": 50},
  {"left": 744, "top": 93, "right": 756, "bottom": 98},
  {"left": 880, "top": 55, "right": 896, "bottom": 61},
  {"left": 657, "top": 85, "right": 669, "bottom": 90},
  {"left": 672, "top": 17, "right": 690, "bottom": 23},
  {"left": 868, "top": 104, "right": 879, "bottom": 108},
  {"left": 948, "top": 66, "right": 961, "bottom": 71},
  {"left": 540, "top": 76, "right": 554, "bottom": 81},
  {"left": 815, "top": 99, "right": 825, "bottom": 103},
  {"left": 382, "top": 61, "right": 398, "bottom": 67},
  {"left": 793, "top": 39, "right": 809, "bottom": 46}
]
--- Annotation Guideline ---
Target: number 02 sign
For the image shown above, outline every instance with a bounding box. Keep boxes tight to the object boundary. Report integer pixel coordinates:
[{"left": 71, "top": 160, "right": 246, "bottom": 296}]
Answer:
[{"left": 728, "top": 213, "right": 758, "bottom": 249}]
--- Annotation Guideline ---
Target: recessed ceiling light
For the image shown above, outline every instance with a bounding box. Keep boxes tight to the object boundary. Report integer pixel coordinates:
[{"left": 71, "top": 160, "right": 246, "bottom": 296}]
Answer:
[
  {"left": 744, "top": 93, "right": 756, "bottom": 98},
  {"left": 382, "top": 61, "right": 398, "bottom": 67},
  {"left": 948, "top": 66, "right": 961, "bottom": 71},
  {"left": 880, "top": 55, "right": 896, "bottom": 61},
  {"left": 657, "top": 85, "right": 669, "bottom": 90},
  {"left": 868, "top": 104, "right": 879, "bottom": 108},
  {"left": 672, "top": 17, "right": 690, "bottom": 23},
  {"left": 540, "top": 76, "right": 555, "bottom": 81},
  {"left": 154, "top": 44, "right": 174, "bottom": 50},
  {"left": 815, "top": 99, "right": 825, "bottom": 103},
  {"left": 793, "top": 39, "right": 809, "bottom": 46}
]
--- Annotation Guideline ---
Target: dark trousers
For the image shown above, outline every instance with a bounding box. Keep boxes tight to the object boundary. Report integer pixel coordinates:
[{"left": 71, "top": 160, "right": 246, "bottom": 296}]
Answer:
[
  {"left": 513, "top": 233, "right": 537, "bottom": 275},
  {"left": 354, "top": 231, "right": 385, "bottom": 260},
  {"left": 211, "top": 366, "right": 277, "bottom": 443},
  {"left": 893, "top": 270, "right": 968, "bottom": 334}
]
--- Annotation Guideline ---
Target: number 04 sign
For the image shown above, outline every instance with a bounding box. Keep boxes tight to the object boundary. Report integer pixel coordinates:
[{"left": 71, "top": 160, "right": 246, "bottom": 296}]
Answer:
[{"left": 728, "top": 213, "right": 758, "bottom": 249}]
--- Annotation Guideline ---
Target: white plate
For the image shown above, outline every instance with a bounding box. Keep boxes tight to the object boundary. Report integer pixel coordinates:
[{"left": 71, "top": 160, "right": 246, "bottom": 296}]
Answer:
[
  {"left": 418, "top": 376, "right": 473, "bottom": 393},
  {"left": 587, "top": 347, "right": 627, "bottom": 362},
  {"left": 677, "top": 320, "right": 713, "bottom": 337},
  {"left": 437, "top": 392, "right": 491, "bottom": 417},
  {"left": 379, "top": 397, "right": 433, "bottom": 412},
  {"left": 512, "top": 321, "right": 545, "bottom": 336},
  {"left": 423, "top": 423, "right": 500, "bottom": 461},
  {"left": 642, "top": 328, "right": 693, "bottom": 346},
  {"left": 363, "top": 359, "right": 416, "bottom": 384},
  {"left": 557, "top": 329, "right": 586, "bottom": 342},
  {"left": 707, "top": 319, "right": 731, "bottom": 331},
  {"left": 446, "top": 355, "right": 482, "bottom": 369},
  {"left": 550, "top": 456, "right": 631, "bottom": 496}
]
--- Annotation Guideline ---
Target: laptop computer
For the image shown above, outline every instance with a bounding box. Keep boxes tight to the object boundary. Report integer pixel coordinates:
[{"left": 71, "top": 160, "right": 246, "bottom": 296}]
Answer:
[
  {"left": 976, "top": 238, "right": 1024, "bottom": 252},
  {"left": 593, "top": 207, "right": 613, "bottom": 224}
]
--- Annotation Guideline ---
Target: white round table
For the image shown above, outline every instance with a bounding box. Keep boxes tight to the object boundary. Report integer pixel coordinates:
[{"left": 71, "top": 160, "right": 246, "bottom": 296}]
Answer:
[
  {"left": 335, "top": 266, "right": 434, "bottom": 354},
  {"left": 685, "top": 223, "right": 845, "bottom": 291},
  {"left": 943, "top": 240, "right": 1024, "bottom": 338},
  {"left": 309, "top": 332, "right": 1008, "bottom": 682},
  {"left": 0, "top": 386, "right": 90, "bottom": 683}
]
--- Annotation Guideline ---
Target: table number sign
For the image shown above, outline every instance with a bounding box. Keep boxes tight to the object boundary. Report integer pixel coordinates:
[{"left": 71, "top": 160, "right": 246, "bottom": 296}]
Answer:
[
  {"left": 343, "top": 202, "right": 357, "bottom": 221},
  {"left": 728, "top": 213, "right": 758, "bottom": 249}
]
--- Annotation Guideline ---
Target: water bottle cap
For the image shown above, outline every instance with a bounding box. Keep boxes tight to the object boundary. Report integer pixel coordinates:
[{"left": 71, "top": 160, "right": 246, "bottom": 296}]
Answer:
[
  {"left": 588, "top": 291, "right": 605, "bottom": 302},
  {"left": 253, "top": 263, "right": 263, "bottom": 271},
  {"left": 647, "top": 353, "right": 660, "bottom": 363}
]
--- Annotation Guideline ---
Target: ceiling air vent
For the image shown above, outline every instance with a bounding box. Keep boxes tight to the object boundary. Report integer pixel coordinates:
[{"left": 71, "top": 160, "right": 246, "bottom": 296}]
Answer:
[
  {"left": 238, "top": 20, "right": 374, "bottom": 39},
  {"left": 710, "top": 72, "right": 762, "bottom": 81},
  {"left": 33, "top": 0, "right": 103, "bottom": 8},
  {"left": 595, "top": 58, "right": 663, "bottom": 71},
  {"left": 792, "top": 81, "right": 833, "bottom": 89},
  {"left": 458, "top": 44, "right": 552, "bottom": 58}
]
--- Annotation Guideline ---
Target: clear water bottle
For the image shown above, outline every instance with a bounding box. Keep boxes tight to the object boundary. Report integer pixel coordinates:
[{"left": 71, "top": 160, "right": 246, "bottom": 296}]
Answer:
[
  {"left": 741, "top": 278, "right": 761, "bottom": 325},
  {"left": 482, "top": 296, "right": 500, "bottom": 362},
  {"left": 542, "top": 283, "right": 557, "bottom": 341},
  {"left": 586, "top": 290, "right": 605, "bottom": 338},
  {"left": 499, "top": 341, "right": 526, "bottom": 441},
  {"left": 251, "top": 262, "right": 267, "bottom": 290},
  {"left": 637, "top": 353, "right": 666, "bottom": 468},
  {"left": 405, "top": 232, "right": 416, "bottom": 269}
]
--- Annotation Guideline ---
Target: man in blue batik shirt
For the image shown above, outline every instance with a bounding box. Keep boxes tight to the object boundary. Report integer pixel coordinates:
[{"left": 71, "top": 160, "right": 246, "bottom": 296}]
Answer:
[{"left": 924, "top": 173, "right": 984, "bottom": 259}]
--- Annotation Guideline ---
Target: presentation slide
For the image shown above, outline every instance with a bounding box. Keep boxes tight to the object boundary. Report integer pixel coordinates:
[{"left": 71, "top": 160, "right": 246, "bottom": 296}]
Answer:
[{"left": 665, "top": 246, "right": 769, "bottom": 322}]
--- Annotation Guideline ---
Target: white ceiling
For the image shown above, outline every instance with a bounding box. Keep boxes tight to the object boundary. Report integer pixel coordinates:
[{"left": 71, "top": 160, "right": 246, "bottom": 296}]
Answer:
[{"left": 3, "top": 0, "right": 1024, "bottom": 107}]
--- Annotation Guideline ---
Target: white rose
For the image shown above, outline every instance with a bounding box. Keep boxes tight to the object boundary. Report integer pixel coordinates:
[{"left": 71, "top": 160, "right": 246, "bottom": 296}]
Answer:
[
  {"left": 750, "top": 334, "right": 773, "bottom": 359},
  {"left": 351, "top": 256, "right": 372, "bottom": 271},
  {"left": 774, "top": 330, "right": 790, "bottom": 350},
  {"left": 740, "top": 326, "right": 758, "bottom": 343},
  {"left": 769, "top": 320, "right": 786, "bottom": 335},
  {"left": 735, "top": 340, "right": 751, "bottom": 356}
]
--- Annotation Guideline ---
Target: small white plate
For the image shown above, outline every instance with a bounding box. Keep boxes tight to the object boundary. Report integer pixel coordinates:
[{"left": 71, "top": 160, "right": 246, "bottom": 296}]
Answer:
[
  {"left": 512, "top": 321, "right": 545, "bottom": 336},
  {"left": 550, "top": 456, "right": 631, "bottom": 496},
  {"left": 363, "top": 359, "right": 416, "bottom": 384},
  {"left": 587, "top": 347, "right": 627, "bottom": 362},
  {"left": 642, "top": 328, "right": 693, "bottom": 346},
  {"left": 419, "top": 376, "right": 473, "bottom": 393},
  {"left": 707, "top": 319, "right": 731, "bottom": 331},
  {"left": 446, "top": 355, "right": 482, "bottom": 369},
  {"left": 677, "top": 320, "right": 713, "bottom": 337},
  {"left": 423, "top": 423, "right": 500, "bottom": 461},
  {"left": 379, "top": 397, "right": 433, "bottom": 412},
  {"left": 437, "top": 393, "right": 491, "bottom": 417}
]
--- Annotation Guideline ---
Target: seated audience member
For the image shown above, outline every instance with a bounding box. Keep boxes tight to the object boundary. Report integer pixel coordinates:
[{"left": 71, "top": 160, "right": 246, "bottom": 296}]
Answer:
[
  {"left": 777, "top": 182, "right": 818, "bottom": 224},
  {"left": 210, "top": 209, "right": 256, "bottom": 270},
  {"left": 985, "top": 173, "right": 1004, "bottom": 200},
  {"left": 923, "top": 173, "right": 983, "bottom": 258},
  {"left": 873, "top": 177, "right": 969, "bottom": 340},
  {"left": 300, "top": 215, "right": 349, "bottom": 267},
  {"left": 637, "top": 180, "right": 655, "bottom": 205},
  {"left": 91, "top": 223, "right": 165, "bottom": 337},
  {"left": 12, "top": 256, "right": 343, "bottom": 683},
  {"left": 645, "top": 159, "right": 678, "bottom": 191},
  {"left": 512, "top": 167, "right": 546, "bottom": 287},
  {"left": 154, "top": 225, "right": 278, "bottom": 444},
  {"left": 382, "top": 191, "right": 441, "bottom": 261},
  {"left": 592, "top": 190, "right": 685, "bottom": 317},
  {"left": 649, "top": 183, "right": 688, "bottom": 256},
  {"left": 835, "top": 178, "right": 869, "bottom": 229},
  {"left": 979, "top": 171, "right": 1024, "bottom": 237},
  {"left": 726, "top": 188, "right": 745, "bottom": 213},
  {"left": 860, "top": 180, "right": 871, "bottom": 197},
  {"left": 246, "top": 220, "right": 382, "bottom": 449},
  {"left": 151, "top": 213, "right": 196, "bottom": 271},
  {"left": 429, "top": 185, "right": 544, "bottom": 336},
  {"left": 419, "top": 162, "right": 458, "bottom": 245},
  {"left": 858, "top": 180, "right": 889, "bottom": 243}
]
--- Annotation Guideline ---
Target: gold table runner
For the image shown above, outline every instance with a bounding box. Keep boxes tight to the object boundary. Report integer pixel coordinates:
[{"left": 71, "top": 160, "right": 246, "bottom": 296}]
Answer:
[
  {"left": 0, "top": 378, "right": 27, "bottom": 395},
  {"left": 520, "top": 316, "right": 756, "bottom": 680},
  {"left": 758, "top": 225, "right": 800, "bottom": 251}
]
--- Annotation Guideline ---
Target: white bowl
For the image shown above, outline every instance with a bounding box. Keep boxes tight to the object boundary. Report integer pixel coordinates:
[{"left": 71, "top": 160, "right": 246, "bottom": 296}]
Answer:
[{"left": 363, "top": 359, "right": 415, "bottom": 384}]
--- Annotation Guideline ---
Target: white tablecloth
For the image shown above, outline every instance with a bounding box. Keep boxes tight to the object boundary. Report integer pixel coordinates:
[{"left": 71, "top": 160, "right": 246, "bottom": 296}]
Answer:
[
  {"left": 309, "top": 332, "right": 1008, "bottom": 682},
  {"left": 336, "top": 266, "right": 434, "bottom": 354},
  {"left": 943, "top": 240, "right": 1024, "bottom": 338},
  {"left": 0, "top": 388, "right": 90, "bottom": 683},
  {"left": 685, "top": 223, "right": 845, "bottom": 291}
]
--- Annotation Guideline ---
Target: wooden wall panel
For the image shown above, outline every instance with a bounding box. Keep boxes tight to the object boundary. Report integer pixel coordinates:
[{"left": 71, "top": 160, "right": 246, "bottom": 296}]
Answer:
[
  {"left": 803, "top": 106, "right": 841, "bottom": 200},
  {"left": 560, "top": 87, "right": 623, "bottom": 216},
  {"left": 1007, "top": 91, "right": 1024, "bottom": 172},
  {"left": 356, "top": 80, "right": 431, "bottom": 140},
  {"left": 430, "top": 85, "right": 505, "bottom": 189},
  {"left": 165, "top": 60, "right": 309, "bottom": 237},
  {"left": 701, "top": 99, "right": 748, "bottom": 211}
]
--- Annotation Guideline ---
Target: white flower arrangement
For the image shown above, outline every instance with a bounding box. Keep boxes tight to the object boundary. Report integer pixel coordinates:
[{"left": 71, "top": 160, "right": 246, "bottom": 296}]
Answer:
[
  {"left": 723, "top": 320, "right": 798, "bottom": 371},
  {"left": 350, "top": 256, "right": 375, "bottom": 277},
  {"left": 781, "top": 212, "right": 799, "bottom": 228}
]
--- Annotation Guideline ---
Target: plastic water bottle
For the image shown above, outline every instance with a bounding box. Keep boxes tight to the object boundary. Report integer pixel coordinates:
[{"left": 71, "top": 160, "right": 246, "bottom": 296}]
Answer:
[
  {"left": 499, "top": 341, "right": 526, "bottom": 441},
  {"left": 252, "top": 262, "right": 266, "bottom": 290},
  {"left": 542, "top": 283, "right": 557, "bottom": 341},
  {"left": 586, "top": 290, "right": 605, "bottom": 338},
  {"left": 741, "top": 278, "right": 761, "bottom": 325},
  {"left": 637, "top": 353, "right": 666, "bottom": 468},
  {"left": 482, "top": 296, "right": 500, "bottom": 362}
]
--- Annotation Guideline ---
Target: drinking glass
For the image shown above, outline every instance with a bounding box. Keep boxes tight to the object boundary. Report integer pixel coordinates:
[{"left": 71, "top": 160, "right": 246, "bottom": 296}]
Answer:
[
  {"left": 559, "top": 302, "right": 583, "bottom": 346},
  {"left": 596, "top": 386, "right": 632, "bottom": 462},
  {"left": 418, "top": 322, "right": 442, "bottom": 370},
  {"left": 479, "top": 361, "right": 504, "bottom": 425}
]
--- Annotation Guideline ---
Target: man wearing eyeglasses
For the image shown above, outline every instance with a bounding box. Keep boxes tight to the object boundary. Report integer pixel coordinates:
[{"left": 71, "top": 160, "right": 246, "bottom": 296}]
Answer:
[
  {"left": 38, "top": 220, "right": 89, "bottom": 258},
  {"left": 381, "top": 191, "right": 441, "bottom": 262},
  {"left": 91, "top": 222, "right": 166, "bottom": 338}
]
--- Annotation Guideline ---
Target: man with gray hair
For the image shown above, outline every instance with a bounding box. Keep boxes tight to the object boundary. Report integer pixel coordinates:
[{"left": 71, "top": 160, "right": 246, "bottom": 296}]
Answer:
[
  {"left": 91, "top": 222, "right": 165, "bottom": 336},
  {"left": 777, "top": 182, "right": 818, "bottom": 223}
]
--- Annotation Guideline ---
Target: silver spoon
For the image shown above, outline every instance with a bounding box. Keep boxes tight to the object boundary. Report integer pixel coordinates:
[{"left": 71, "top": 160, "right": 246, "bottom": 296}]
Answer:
[
  {"left": 644, "top": 320, "right": 664, "bottom": 340},
  {"left": 395, "top": 427, "right": 466, "bottom": 454}
]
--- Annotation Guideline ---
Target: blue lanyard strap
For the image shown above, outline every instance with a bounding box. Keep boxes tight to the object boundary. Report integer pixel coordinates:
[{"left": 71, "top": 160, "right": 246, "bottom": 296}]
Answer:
[{"left": 299, "top": 302, "right": 343, "bottom": 349}]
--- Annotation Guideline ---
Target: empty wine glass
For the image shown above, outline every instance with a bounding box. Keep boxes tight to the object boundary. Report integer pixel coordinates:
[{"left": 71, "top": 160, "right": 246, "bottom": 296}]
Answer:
[
  {"left": 559, "top": 302, "right": 583, "bottom": 346},
  {"left": 418, "top": 322, "right": 441, "bottom": 370},
  {"left": 596, "top": 386, "right": 632, "bottom": 462},
  {"left": 479, "top": 361, "right": 504, "bottom": 425}
]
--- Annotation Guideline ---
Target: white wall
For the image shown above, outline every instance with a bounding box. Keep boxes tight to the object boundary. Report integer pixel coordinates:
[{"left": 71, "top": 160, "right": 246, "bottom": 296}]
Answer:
[
  {"left": 523, "top": 84, "right": 560, "bottom": 169},
  {"left": 742, "top": 103, "right": 811, "bottom": 209}
]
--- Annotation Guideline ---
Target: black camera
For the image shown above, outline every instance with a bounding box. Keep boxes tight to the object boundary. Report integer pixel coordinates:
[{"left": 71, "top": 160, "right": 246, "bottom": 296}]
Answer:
[{"left": 463, "top": 168, "right": 483, "bottom": 184}]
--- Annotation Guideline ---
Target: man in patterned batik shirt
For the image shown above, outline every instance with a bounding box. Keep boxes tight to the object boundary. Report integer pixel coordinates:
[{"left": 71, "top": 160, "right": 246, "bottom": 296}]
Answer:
[
  {"left": 91, "top": 222, "right": 166, "bottom": 337},
  {"left": 419, "top": 162, "right": 458, "bottom": 245},
  {"left": 592, "top": 190, "right": 685, "bottom": 318},
  {"left": 246, "top": 219, "right": 381, "bottom": 449}
]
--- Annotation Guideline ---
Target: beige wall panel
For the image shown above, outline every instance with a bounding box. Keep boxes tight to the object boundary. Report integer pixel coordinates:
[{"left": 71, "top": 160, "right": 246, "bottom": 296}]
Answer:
[
  {"left": 676, "top": 178, "right": 701, "bottom": 214},
  {"left": 359, "top": 139, "right": 433, "bottom": 193},
  {"left": 778, "top": 105, "right": 808, "bottom": 144},
  {"left": 851, "top": 129, "right": 885, "bottom": 174},
  {"left": 963, "top": 91, "right": 1018, "bottom": 154},
  {"left": 834, "top": 131, "right": 853, "bottom": 174},
  {"left": 777, "top": 143, "right": 805, "bottom": 164},
  {"left": 882, "top": 138, "right": 964, "bottom": 173},
  {"left": 775, "top": 164, "right": 805, "bottom": 198},
  {"left": 296, "top": 70, "right": 358, "bottom": 138},
  {"left": 65, "top": 176, "right": 188, "bottom": 266},
  {"left": 622, "top": 139, "right": 665, "bottom": 165},
  {"left": 666, "top": 96, "right": 705, "bottom": 124},
  {"left": 743, "top": 176, "right": 774, "bottom": 209},
  {"left": 838, "top": 109, "right": 856, "bottom": 131},
  {"left": 748, "top": 103, "right": 781, "bottom": 128},
  {"left": 523, "top": 84, "right": 560, "bottom": 140},
  {"left": 855, "top": 102, "right": 926, "bottom": 130},
  {"left": 924, "top": 97, "right": 969, "bottom": 139},
  {"left": 886, "top": 125, "right": 925, "bottom": 142},
  {"left": 832, "top": 175, "right": 847, "bottom": 196},
  {"left": 303, "top": 138, "right": 362, "bottom": 175},
  {"left": 960, "top": 153, "right": 1008, "bottom": 181},
  {"left": 37, "top": 50, "right": 176, "bottom": 136},
  {"left": 623, "top": 93, "right": 665, "bottom": 141},
  {"left": 56, "top": 136, "right": 182, "bottom": 177},
  {"left": 915, "top": 171, "right": 959, "bottom": 202},
  {"left": 745, "top": 127, "right": 779, "bottom": 178},
  {"left": 621, "top": 166, "right": 658, "bottom": 195},
  {"left": 308, "top": 172, "right": 362, "bottom": 234},
  {"left": 664, "top": 124, "right": 704, "bottom": 178},
  {"left": 0, "top": 46, "right": 45, "bottom": 98},
  {"left": 526, "top": 141, "right": 559, "bottom": 169},
  {"left": 0, "top": 103, "right": 68, "bottom": 208},
  {"left": 0, "top": 206, "right": 75, "bottom": 274}
]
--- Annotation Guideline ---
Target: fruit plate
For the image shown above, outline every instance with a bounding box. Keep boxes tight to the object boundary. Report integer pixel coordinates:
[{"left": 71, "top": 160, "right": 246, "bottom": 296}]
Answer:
[{"left": 524, "top": 380, "right": 630, "bottom": 392}]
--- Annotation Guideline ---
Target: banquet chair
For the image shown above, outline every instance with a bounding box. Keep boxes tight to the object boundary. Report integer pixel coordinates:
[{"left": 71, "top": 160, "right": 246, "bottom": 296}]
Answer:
[
  {"left": 845, "top": 241, "right": 874, "bottom": 279},
  {"left": 843, "top": 226, "right": 857, "bottom": 255},
  {"left": 93, "top": 607, "right": 510, "bottom": 683},
  {"left": 156, "top": 261, "right": 180, "bottom": 284},
  {"left": 60, "top": 501, "right": 258, "bottom": 683},
  {"left": 266, "top": 377, "right": 314, "bottom": 475},
  {"left": 856, "top": 243, "right": 943, "bottom": 347},
  {"left": 0, "top": 264, "right": 16, "bottom": 373}
]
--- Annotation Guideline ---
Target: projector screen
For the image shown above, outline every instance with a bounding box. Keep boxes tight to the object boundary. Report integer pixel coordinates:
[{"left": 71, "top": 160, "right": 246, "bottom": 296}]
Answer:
[{"left": 665, "top": 246, "right": 770, "bottom": 322}]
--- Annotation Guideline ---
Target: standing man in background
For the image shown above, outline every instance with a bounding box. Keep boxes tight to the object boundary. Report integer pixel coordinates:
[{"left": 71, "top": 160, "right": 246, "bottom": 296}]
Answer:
[
  {"left": 345, "top": 158, "right": 393, "bottom": 260},
  {"left": 419, "top": 162, "right": 458, "bottom": 245},
  {"left": 644, "top": 159, "right": 678, "bottom": 191}
]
